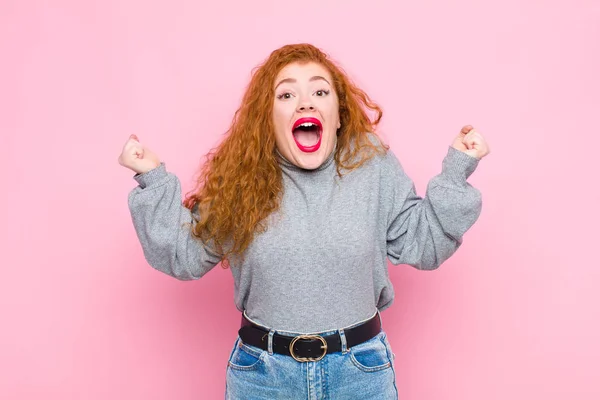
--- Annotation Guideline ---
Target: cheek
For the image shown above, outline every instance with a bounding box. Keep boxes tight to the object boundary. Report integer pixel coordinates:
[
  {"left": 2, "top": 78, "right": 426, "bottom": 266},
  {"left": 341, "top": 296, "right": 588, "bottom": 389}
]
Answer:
[
  {"left": 327, "top": 108, "right": 340, "bottom": 129},
  {"left": 272, "top": 107, "right": 289, "bottom": 141},
  {"left": 273, "top": 103, "right": 291, "bottom": 126},
  {"left": 326, "top": 98, "right": 340, "bottom": 127}
]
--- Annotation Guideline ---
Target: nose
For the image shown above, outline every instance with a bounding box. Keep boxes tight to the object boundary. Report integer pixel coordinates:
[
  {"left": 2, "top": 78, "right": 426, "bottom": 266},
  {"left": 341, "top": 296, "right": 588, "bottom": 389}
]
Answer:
[{"left": 297, "top": 98, "right": 315, "bottom": 113}]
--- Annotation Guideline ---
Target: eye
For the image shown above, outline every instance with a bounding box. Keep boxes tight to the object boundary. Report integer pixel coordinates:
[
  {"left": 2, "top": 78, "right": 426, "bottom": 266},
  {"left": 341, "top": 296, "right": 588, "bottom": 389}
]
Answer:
[
  {"left": 315, "top": 89, "right": 330, "bottom": 97},
  {"left": 276, "top": 92, "right": 294, "bottom": 100}
]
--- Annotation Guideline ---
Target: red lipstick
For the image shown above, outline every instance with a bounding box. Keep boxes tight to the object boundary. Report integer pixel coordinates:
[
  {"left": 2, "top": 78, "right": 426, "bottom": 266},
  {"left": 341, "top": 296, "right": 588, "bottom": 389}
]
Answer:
[{"left": 292, "top": 117, "right": 323, "bottom": 153}]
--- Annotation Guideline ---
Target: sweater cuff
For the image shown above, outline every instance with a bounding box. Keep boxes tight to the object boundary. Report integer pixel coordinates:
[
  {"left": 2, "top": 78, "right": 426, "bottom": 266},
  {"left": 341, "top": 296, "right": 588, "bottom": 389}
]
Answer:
[
  {"left": 133, "top": 162, "right": 168, "bottom": 189},
  {"left": 442, "top": 146, "right": 480, "bottom": 182}
]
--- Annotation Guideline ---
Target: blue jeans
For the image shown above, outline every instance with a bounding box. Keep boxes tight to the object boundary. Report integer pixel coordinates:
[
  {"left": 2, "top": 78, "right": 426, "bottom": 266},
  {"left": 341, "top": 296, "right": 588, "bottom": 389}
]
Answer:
[{"left": 225, "top": 325, "right": 398, "bottom": 399}]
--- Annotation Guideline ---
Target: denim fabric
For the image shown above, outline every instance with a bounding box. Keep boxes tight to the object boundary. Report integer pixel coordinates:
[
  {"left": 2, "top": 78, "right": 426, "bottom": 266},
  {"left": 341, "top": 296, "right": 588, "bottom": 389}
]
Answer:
[{"left": 225, "top": 330, "right": 398, "bottom": 399}]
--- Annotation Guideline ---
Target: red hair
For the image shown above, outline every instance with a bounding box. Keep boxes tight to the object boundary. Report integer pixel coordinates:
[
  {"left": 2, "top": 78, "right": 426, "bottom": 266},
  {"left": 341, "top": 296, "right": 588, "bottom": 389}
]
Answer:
[{"left": 183, "top": 43, "right": 387, "bottom": 266}]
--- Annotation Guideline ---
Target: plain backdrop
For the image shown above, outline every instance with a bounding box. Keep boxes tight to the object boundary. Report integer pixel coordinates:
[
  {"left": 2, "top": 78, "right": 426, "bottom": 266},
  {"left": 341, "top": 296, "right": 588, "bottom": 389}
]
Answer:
[{"left": 1, "top": 0, "right": 599, "bottom": 398}]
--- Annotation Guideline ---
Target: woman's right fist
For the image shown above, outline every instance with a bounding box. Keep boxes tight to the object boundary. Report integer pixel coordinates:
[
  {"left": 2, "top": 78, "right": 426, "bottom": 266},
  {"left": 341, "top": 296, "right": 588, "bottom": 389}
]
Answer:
[{"left": 118, "top": 134, "right": 161, "bottom": 174}]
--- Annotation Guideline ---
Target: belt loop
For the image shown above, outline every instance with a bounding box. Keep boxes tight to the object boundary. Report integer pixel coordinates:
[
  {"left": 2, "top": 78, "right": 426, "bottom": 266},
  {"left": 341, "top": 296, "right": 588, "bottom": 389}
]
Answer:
[
  {"left": 339, "top": 328, "right": 349, "bottom": 354},
  {"left": 267, "top": 330, "right": 275, "bottom": 355}
]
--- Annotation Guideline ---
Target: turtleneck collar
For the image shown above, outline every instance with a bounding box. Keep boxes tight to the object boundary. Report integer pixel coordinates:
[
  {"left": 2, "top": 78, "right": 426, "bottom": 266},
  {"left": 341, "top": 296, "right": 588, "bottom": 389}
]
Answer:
[{"left": 275, "top": 143, "right": 337, "bottom": 173}]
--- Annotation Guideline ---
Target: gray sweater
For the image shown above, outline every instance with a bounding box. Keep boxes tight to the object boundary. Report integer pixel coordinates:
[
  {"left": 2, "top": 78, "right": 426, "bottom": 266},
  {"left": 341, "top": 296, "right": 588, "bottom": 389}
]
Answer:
[{"left": 128, "top": 144, "right": 482, "bottom": 333}]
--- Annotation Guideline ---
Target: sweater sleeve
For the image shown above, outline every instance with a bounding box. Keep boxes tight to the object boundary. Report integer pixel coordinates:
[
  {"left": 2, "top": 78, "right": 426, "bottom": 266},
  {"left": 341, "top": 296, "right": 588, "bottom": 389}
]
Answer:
[
  {"left": 127, "top": 163, "right": 222, "bottom": 280},
  {"left": 384, "top": 146, "right": 482, "bottom": 270}
]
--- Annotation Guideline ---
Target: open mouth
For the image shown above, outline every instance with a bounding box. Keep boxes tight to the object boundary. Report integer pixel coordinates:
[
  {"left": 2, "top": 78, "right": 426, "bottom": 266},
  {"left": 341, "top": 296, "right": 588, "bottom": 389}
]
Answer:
[{"left": 292, "top": 117, "right": 322, "bottom": 153}]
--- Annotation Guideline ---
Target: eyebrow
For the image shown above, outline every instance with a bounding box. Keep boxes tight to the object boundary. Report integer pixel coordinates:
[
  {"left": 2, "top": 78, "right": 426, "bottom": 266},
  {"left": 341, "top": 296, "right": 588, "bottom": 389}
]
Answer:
[{"left": 274, "top": 75, "right": 331, "bottom": 90}]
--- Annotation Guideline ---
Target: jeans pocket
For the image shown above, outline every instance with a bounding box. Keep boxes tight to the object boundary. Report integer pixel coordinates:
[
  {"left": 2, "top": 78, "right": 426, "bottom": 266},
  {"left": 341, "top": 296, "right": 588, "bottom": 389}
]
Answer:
[
  {"left": 227, "top": 338, "right": 265, "bottom": 371},
  {"left": 349, "top": 333, "right": 393, "bottom": 372}
]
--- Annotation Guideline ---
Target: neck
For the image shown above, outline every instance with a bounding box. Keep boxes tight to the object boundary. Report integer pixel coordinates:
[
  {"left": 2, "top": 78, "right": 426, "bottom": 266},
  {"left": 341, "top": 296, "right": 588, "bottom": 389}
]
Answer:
[{"left": 275, "top": 145, "right": 337, "bottom": 173}]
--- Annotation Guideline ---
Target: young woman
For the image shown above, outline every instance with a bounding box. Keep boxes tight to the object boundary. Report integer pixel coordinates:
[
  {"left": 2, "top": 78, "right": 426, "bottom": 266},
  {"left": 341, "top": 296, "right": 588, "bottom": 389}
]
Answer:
[{"left": 118, "top": 43, "right": 490, "bottom": 399}]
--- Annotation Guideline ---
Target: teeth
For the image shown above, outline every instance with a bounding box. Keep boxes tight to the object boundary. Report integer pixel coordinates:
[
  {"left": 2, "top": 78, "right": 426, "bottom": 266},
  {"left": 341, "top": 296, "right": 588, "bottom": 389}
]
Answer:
[{"left": 299, "top": 122, "right": 317, "bottom": 127}]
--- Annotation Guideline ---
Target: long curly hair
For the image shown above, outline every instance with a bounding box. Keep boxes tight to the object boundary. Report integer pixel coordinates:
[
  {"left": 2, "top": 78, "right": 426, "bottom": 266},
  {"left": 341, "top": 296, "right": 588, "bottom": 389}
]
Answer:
[{"left": 183, "top": 43, "right": 387, "bottom": 267}]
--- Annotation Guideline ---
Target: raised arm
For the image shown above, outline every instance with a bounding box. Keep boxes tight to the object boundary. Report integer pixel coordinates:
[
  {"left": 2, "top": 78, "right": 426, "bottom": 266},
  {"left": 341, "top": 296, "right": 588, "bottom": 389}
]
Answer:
[
  {"left": 385, "top": 146, "right": 482, "bottom": 270},
  {"left": 119, "top": 135, "right": 221, "bottom": 280},
  {"left": 128, "top": 164, "right": 222, "bottom": 279}
]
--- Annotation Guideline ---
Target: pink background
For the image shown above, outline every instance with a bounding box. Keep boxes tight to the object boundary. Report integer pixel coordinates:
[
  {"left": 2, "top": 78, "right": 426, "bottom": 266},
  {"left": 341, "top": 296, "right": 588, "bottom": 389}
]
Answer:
[{"left": 2, "top": 0, "right": 599, "bottom": 398}]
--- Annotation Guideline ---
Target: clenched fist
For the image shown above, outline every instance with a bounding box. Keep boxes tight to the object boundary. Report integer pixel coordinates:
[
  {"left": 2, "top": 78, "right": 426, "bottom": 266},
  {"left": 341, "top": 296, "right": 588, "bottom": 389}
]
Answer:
[
  {"left": 118, "top": 134, "right": 161, "bottom": 174},
  {"left": 451, "top": 125, "right": 491, "bottom": 160}
]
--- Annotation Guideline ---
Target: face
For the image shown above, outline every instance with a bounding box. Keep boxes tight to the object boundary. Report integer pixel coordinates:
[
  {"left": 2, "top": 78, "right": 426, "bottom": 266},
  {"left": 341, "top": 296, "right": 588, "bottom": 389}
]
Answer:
[{"left": 272, "top": 62, "right": 341, "bottom": 170}]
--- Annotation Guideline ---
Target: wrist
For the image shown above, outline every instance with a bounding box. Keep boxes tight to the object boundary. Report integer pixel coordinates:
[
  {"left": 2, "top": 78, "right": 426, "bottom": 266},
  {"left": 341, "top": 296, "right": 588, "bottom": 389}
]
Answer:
[{"left": 133, "top": 162, "right": 167, "bottom": 188}]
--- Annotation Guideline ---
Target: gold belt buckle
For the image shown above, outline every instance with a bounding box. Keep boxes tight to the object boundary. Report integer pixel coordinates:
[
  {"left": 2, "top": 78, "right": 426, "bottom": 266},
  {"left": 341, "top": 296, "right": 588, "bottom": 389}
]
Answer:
[{"left": 289, "top": 335, "right": 328, "bottom": 362}]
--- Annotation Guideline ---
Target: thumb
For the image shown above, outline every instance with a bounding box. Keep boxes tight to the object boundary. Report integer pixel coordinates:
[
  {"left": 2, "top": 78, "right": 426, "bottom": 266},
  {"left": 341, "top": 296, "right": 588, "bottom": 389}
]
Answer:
[
  {"left": 462, "top": 133, "right": 475, "bottom": 150},
  {"left": 134, "top": 146, "right": 145, "bottom": 159}
]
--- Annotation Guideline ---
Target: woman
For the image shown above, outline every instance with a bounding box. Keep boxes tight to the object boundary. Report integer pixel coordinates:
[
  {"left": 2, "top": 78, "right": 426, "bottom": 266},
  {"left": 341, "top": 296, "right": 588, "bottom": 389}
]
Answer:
[{"left": 118, "top": 43, "right": 490, "bottom": 399}]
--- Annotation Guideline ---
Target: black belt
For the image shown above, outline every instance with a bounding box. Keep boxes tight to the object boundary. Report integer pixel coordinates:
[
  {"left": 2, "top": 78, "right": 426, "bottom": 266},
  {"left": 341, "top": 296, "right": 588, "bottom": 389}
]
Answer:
[{"left": 238, "top": 313, "right": 381, "bottom": 362}]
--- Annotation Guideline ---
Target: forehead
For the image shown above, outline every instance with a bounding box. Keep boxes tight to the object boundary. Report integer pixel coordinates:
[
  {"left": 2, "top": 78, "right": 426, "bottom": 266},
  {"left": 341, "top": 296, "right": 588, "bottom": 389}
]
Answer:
[{"left": 275, "top": 61, "right": 333, "bottom": 84}]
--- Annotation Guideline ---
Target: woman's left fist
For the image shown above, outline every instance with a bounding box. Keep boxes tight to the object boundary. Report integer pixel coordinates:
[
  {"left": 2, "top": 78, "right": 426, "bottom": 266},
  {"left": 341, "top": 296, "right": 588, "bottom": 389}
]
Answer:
[{"left": 451, "top": 125, "right": 490, "bottom": 160}]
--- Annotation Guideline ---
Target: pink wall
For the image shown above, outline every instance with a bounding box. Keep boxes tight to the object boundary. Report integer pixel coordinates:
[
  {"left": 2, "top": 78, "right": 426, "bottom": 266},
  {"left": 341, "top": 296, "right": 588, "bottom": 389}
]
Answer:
[{"left": 2, "top": 0, "right": 599, "bottom": 398}]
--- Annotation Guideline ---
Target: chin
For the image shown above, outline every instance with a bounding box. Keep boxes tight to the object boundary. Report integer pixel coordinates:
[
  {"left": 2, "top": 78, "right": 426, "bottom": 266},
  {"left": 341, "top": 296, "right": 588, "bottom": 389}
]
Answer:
[
  {"left": 296, "top": 156, "right": 326, "bottom": 170},
  {"left": 288, "top": 140, "right": 334, "bottom": 170}
]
